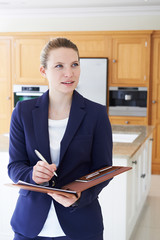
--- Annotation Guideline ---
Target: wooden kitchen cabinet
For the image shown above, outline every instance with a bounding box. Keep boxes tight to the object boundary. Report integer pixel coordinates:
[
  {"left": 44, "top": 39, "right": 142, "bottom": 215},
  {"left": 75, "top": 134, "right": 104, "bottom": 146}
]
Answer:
[
  {"left": 13, "top": 37, "right": 49, "bottom": 85},
  {"left": 110, "top": 33, "right": 151, "bottom": 87},
  {"left": 0, "top": 38, "right": 12, "bottom": 134},
  {"left": 150, "top": 33, "right": 160, "bottom": 174},
  {"left": 0, "top": 31, "right": 155, "bottom": 135},
  {"left": 109, "top": 116, "right": 148, "bottom": 125},
  {"left": 49, "top": 33, "right": 112, "bottom": 58},
  {"left": 65, "top": 34, "right": 110, "bottom": 57}
]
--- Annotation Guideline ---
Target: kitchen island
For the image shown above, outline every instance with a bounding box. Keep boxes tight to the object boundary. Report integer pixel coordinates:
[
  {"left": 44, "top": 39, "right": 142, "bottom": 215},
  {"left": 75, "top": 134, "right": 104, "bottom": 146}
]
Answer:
[
  {"left": 99, "top": 125, "right": 154, "bottom": 240},
  {"left": 0, "top": 125, "right": 154, "bottom": 240},
  {"left": 112, "top": 125, "right": 154, "bottom": 159}
]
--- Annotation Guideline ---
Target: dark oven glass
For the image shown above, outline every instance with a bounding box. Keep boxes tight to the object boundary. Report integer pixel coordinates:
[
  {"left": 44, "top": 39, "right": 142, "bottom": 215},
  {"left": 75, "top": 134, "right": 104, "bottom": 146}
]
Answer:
[{"left": 14, "top": 94, "right": 40, "bottom": 107}]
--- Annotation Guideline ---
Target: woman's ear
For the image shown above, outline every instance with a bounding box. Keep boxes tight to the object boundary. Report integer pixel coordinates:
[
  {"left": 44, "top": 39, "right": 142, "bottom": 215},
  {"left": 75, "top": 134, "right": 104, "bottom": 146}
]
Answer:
[{"left": 40, "top": 65, "right": 46, "bottom": 78}]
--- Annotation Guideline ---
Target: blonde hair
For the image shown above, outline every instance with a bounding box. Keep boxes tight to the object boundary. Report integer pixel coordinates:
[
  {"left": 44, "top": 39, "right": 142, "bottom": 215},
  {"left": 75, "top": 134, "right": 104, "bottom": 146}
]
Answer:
[{"left": 40, "top": 37, "right": 79, "bottom": 68}]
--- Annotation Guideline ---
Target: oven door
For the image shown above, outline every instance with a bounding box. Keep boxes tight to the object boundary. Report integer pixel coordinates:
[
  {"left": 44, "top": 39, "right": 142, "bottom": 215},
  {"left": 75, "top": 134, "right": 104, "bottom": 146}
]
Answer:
[
  {"left": 13, "top": 85, "right": 48, "bottom": 107},
  {"left": 14, "top": 92, "right": 42, "bottom": 107}
]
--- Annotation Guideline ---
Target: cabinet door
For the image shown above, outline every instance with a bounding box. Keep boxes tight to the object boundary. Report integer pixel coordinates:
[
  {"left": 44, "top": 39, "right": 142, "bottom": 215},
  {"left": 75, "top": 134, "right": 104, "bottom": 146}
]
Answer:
[
  {"left": 145, "top": 135, "right": 153, "bottom": 193},
  {"left": 14, "top": 38, "right": 48, "bottom": 85},
  {"left": 136, "top": 138, "right": 152, "bottom": 209},
  {"left": 111, "top": 35, "right": 150, "bottom": 86},
  {"left": 0, "top": 39, "right": 12, "bottom": 134},
  {"left": 49, "top": 34, "right": 111, "bottom": 57},
  {"left": 151, "top": 36, "right": 160, "bottom": 174},
  {"left": 126, "top": 155, "right": 138, "bottom": 239},
  {"left": 139, "top": 143, "right": 148, "bottom": 199}
]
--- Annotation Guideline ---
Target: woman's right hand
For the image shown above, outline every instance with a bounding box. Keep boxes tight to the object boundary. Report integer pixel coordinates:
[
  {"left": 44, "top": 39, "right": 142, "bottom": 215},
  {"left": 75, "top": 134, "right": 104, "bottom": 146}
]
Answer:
[{"left": 32, "top": 161, "right": 57, "bottom": 184}]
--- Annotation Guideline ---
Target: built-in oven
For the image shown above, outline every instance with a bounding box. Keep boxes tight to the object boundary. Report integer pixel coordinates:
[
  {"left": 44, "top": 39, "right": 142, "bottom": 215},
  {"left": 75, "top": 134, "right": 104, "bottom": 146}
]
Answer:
[
  {"left": 13, "top": 85, "right": 48, "bottom": 107},
  {"left": 109, "top": 87, "right": 147, "bottom": 116}
]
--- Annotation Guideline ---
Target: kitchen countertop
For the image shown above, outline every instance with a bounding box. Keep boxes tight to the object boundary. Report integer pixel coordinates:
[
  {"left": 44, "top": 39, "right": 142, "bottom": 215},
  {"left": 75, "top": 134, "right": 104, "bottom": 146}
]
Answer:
[
  {"left": 112, "top": 125, "right": 154, "bottom": 159},
  {"left": 0, "top": 125, "right": 154, "bottom": 160}
]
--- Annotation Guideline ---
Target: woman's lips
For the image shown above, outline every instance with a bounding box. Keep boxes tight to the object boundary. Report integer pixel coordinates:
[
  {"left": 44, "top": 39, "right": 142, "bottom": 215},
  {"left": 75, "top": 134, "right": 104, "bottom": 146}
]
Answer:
[{"left": 61, "top": 81, "right": 74, "bottom": 85}]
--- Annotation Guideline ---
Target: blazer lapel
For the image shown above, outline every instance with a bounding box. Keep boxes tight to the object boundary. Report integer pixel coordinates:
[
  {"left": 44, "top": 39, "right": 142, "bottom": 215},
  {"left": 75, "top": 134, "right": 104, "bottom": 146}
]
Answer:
[
  {"left": 32, "top": 91, "right": 51, "bottom": 163},
  {"left": 60, "top": 91, "right": 86, "bottom": 162}
]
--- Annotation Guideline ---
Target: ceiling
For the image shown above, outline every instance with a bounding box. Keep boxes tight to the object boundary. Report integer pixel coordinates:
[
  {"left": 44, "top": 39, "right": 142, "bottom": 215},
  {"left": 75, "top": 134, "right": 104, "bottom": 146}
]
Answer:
[
  {"left": 1, "top": 0, "right": 160, "bottom": 16},
  {"left": 0, "top": 0, "right": 159, "bottom": 8},
  {"left": 0, "top": 0, "right": 160, "bottom": 8}
]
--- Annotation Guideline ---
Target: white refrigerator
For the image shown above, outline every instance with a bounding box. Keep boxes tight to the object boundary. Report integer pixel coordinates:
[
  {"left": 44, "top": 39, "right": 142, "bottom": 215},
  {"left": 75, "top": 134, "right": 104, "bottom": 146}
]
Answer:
[{"left": 76, "top": 58, "right": 108, "bottom": 106}]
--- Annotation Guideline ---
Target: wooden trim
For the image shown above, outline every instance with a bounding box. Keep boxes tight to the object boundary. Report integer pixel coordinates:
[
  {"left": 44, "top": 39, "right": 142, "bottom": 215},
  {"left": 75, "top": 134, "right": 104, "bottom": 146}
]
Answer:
[{"left": 0, "top": 30, "right": 154, "bottom": 37}]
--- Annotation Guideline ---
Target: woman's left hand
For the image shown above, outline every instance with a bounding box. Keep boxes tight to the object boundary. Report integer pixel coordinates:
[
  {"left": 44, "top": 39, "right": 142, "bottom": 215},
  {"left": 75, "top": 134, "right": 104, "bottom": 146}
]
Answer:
[{"left": 47, "top": 192, "right": 81, "bottom": 207}]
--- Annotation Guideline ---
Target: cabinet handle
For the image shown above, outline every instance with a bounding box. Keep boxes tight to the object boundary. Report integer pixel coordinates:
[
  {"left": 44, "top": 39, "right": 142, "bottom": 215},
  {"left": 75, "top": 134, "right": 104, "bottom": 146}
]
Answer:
[
  {"left": 132, "top": 161, "right": 137, "bottom": 165},
  {"left": 113, "top": 59, "right": 116, "bottom": 63},
  {"left": 141, "top": 174, "right": 146, "bottom": 178}
]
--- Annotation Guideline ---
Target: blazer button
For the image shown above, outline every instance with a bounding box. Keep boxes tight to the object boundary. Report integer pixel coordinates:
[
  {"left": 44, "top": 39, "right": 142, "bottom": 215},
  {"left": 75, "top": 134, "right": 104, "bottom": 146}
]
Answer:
[{"left": 52, "top": 181, "right": 55, "bottom": 187}]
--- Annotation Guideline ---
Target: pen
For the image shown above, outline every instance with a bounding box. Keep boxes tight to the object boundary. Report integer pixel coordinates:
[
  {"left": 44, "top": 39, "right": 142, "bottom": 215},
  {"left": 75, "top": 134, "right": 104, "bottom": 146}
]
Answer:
[
  {"left": 99, "top": 166, "right": 112, "bottom": 172},
  {"left": 34, "top": 149, "right": 58, "bottom": 177},
  {"left": 86, "top": 172, "right": 99, "bottom": 179},
  {"left": 86, "top": 166, "right": 113, "bottom": 179}
]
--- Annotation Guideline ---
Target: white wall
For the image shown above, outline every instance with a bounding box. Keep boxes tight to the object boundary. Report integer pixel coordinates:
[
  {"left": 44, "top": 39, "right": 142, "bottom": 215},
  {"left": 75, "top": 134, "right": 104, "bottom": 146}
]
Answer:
[{"left": 0, "top": 14, "right": 160, "bottom": 32}]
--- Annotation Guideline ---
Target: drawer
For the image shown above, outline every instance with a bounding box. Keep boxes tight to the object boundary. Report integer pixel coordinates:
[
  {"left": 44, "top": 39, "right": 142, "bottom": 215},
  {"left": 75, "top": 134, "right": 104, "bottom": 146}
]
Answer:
[{"left": 109, "top": 116, "right": 147, "bottom": 125}]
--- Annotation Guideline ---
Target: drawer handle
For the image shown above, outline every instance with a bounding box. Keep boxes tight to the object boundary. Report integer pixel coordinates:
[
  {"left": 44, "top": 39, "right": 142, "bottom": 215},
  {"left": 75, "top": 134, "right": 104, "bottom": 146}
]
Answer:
[
  {"left": 141, "top": 174, "right": 146, "bottom": 178},
  {"left": 132, "top": 161, "right": 137, "bottom": 165}
]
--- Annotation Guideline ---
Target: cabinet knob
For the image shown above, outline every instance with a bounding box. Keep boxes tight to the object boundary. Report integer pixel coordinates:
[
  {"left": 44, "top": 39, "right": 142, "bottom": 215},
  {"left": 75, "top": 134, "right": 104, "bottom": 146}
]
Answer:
[
  {"left": 112, "top": 59, "right": 116, "bottom": 63},
  {"left": 7, "top": 96, "right": 11, "bottom": 100},
  {"left": 132, "top": 161, "right": 137, "bottom": 165},
  {"left": 141, "top": 174, "right": 146, "bottom": 178},
  {"left": 125, "top": 121, "right": 129, "bottom": 124},
  {"left": 152, "top": 100, "right": 156, "bottom": 104},
  {"left": 149, "top": 138, "right": 154, "bottom": 141}
]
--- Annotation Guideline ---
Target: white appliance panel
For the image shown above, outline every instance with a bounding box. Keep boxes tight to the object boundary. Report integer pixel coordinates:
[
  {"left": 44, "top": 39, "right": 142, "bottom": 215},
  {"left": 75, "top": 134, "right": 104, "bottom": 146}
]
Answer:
[{"left": 76, "top": 58, "right": 108, "bottom": 105}]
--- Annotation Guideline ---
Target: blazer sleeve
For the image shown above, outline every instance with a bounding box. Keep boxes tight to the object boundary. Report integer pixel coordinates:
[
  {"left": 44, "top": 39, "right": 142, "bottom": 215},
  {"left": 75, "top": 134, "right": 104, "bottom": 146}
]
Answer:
[
  {"left": 8, "top": 101, "right": 35, "bottom": 184},
  {"left": 70, "top": 106, "right": 112, "bottom": 210}
]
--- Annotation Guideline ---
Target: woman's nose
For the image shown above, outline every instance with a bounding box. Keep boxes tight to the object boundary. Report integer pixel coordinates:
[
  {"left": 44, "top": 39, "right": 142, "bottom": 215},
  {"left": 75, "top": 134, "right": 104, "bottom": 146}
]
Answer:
[{"left": 64, "top": 67, "right": 73, "bottom": 77}]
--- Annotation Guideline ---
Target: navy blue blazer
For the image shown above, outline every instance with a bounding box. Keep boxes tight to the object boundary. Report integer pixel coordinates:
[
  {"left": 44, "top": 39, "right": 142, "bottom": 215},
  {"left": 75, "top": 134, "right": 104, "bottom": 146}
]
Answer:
[{"left": 8, "top": 90, "right": 112, "bottom": 239}]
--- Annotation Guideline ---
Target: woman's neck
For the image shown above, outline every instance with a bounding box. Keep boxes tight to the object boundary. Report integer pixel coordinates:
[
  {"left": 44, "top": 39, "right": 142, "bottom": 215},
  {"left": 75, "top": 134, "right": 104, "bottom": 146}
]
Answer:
[{"left": 48, "top": 90, "right": 73, "bottom": 120}]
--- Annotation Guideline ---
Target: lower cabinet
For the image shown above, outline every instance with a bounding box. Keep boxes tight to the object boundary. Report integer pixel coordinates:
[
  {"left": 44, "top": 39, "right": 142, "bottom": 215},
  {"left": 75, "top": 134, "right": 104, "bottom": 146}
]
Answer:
[{"left": 99, "top": 134, "right": 153, "bottom": 240}]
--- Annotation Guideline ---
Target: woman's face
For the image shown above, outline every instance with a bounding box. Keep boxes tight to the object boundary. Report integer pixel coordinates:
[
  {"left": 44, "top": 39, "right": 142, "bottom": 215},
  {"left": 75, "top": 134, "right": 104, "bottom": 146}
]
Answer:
[{"left": 40, "top": 47, "right": 80, "bottom": 95}]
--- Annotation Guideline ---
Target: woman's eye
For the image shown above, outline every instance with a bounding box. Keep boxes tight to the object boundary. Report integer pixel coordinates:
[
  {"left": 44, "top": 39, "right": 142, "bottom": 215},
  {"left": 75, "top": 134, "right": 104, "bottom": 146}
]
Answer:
[
  {"left": 55, "top": 64, "right": 63, "bottom": 68},
  {"left": 72, "top": 62, "right": 79, "bottom": 67}
]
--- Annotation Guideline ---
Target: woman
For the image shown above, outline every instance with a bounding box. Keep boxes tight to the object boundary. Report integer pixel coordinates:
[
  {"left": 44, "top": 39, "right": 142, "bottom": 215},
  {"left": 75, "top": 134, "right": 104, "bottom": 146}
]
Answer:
[{"left": 8, "top": 38, "right": 112, "bottom": 240}]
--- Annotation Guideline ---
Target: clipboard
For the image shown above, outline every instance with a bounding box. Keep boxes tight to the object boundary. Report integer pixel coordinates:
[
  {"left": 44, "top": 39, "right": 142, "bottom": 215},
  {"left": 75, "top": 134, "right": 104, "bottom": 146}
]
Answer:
[
  {"left": 62, "top": 166, "right": 132, "bottom": 193},
  {"left": 5, "top": 181, "right": 78, "bottom": 198},
  {"left": 5, "top": 166, "right": 132, "bottom": 199}
]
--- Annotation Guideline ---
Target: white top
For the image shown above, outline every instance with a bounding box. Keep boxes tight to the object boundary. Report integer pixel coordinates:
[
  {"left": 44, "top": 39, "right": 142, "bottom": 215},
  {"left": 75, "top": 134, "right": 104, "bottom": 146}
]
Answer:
[{"left": 38, "top": 118, "right": 68, "bottom": 237}]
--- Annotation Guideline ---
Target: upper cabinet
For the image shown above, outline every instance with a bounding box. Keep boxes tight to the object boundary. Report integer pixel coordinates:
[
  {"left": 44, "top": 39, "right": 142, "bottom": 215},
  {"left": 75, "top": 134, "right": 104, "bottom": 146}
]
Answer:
[
  {"left": 13, "top": 37, "right": 49, "bottom": 85},
  {"left": 66, "top": 34, "right": 111, "bottom": 58},
  {"left": 110, "top": 33, "right": 151, "bottom": 86},
  {"left": 49, "top": 33, "right": 112, "bottom": 58}
]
